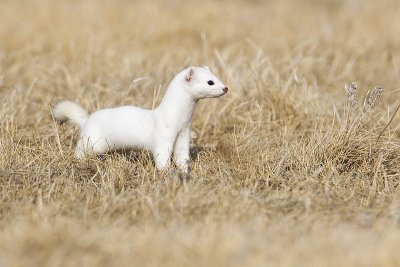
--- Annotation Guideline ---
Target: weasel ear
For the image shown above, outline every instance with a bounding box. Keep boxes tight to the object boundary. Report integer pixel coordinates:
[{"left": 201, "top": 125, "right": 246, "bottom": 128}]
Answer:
[
  {"left": 185, "top": 68, "right": 194, "bottom": 82},
  {"left": 202, "top": 65, "right": 210, "bottom": 71}
]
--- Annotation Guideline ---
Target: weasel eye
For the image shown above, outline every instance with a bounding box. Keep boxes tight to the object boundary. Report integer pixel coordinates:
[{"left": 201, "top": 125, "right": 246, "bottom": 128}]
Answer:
[{"left": 207, "top": 80, "right": 214, "bottom": 86}]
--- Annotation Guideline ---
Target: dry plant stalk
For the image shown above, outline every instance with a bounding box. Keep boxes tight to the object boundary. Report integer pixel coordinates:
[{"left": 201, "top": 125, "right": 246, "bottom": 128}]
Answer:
[{"left": 342, "top": 82, "right": 384, "bottom": 135}]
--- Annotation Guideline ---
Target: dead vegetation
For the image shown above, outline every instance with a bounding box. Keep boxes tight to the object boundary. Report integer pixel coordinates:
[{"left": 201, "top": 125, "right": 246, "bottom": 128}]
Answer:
[{"left": 1, "top": 0, "right": 400, "bottom": 266}]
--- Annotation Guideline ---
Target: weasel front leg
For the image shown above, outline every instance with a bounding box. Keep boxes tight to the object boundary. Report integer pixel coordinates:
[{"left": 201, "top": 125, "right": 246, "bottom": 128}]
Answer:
[
  {"left": 153, "top": 141, "right": 174, "bottom": 171},
  {"left": 173, "top": 127, "right": 191, "bottom": 174}
]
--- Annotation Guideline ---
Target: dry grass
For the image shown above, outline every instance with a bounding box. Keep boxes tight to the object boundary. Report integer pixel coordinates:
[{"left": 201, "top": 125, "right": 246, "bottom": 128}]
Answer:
[{"left": 1, "top": 0, "right": 400, "bottom": 266}]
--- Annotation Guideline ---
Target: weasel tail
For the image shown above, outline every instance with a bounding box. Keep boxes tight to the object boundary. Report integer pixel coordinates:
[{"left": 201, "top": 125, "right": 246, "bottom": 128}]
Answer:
[{"left": 52, "top": 101, "right": 88, "bottom": 128}]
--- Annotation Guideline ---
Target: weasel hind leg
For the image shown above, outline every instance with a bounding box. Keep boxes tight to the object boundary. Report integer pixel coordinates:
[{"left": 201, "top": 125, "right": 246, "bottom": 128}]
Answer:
[{"left": 75, "top": 136, "right": 109, "bottom": 159}]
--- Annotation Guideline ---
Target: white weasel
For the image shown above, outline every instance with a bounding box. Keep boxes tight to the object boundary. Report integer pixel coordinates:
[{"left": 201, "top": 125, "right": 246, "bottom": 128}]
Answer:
[{"left": 52, "top": 66, "right": 228, "bottom": 173}]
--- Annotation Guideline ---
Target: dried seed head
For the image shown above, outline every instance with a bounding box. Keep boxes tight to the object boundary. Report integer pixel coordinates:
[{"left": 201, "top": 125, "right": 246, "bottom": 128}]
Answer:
[
  {"left": 363, "top": 85, "right": 384, "bottom": 112},
  {"left": 344, "top": 82, "right": 357, "bottom": 105},
  {"left": 367, "top": 86, "right": 383, "bottom": 107}
]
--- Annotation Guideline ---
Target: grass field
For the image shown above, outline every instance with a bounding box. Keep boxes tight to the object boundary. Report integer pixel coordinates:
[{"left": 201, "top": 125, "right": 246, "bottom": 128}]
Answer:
[{"left": 1, "top": 0, "right": 400, "bottom": 266}]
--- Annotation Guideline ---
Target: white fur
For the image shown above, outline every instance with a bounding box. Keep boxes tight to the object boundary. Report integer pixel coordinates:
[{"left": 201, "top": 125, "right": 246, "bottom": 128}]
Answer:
[
  {"left": 53, "top": 66, "right": 228, "bottom": 173},
  {"left": 52, "top": 101, "right": 88, "bottom": 128}
]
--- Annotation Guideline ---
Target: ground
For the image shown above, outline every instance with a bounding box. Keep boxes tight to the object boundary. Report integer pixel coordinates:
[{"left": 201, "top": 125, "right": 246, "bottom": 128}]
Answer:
[{"left": 1, "top": 0, "right": 400, "bottom": 266}]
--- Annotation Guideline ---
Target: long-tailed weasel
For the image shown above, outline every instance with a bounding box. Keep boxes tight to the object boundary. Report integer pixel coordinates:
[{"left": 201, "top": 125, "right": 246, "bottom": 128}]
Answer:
[{"left": 52, "top": 66, "right": 228, "bottom": 173}]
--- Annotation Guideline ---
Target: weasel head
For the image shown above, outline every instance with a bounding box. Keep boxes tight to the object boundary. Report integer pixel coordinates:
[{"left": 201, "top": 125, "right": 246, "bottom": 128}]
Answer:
[{"left": 182, "top": 66, "right": 228, "bottom": 99}]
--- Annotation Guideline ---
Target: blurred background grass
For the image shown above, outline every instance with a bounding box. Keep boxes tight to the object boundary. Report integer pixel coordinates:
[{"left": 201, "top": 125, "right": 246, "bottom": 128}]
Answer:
[{"left": 1, "top": 0, "right": 400, "bottom": 266}]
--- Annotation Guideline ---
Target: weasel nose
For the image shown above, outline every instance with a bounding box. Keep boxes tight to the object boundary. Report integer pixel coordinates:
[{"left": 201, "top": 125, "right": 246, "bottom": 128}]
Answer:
[{"left": 223, "top": 87, "right": 228, "bottom": 93}]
